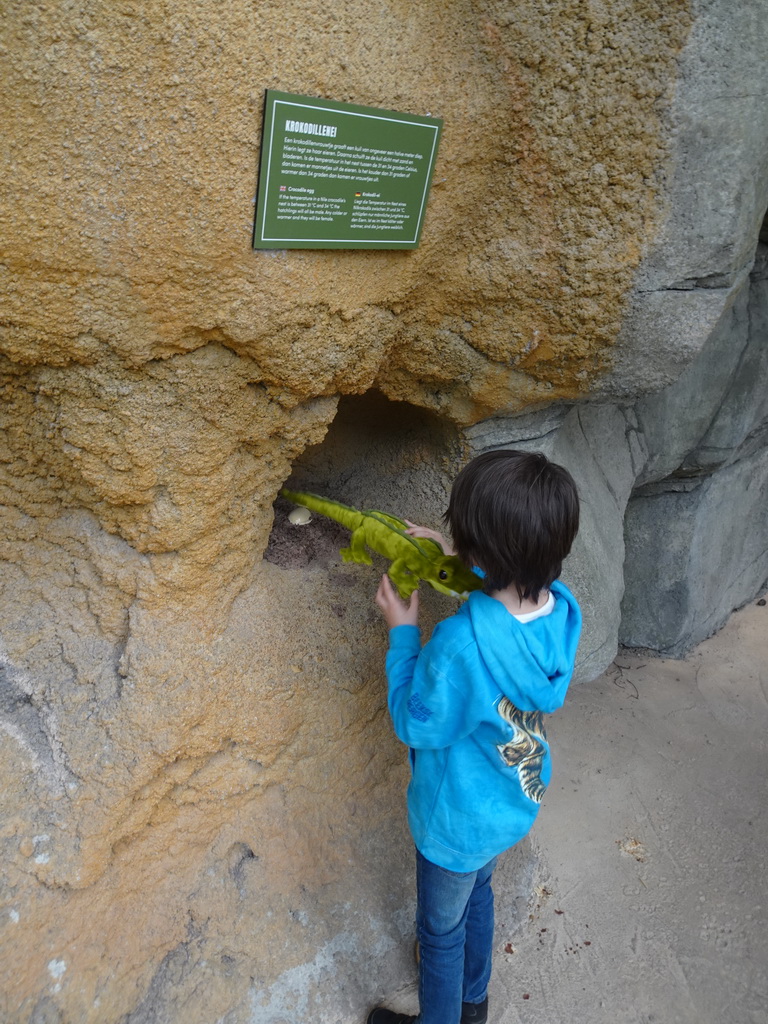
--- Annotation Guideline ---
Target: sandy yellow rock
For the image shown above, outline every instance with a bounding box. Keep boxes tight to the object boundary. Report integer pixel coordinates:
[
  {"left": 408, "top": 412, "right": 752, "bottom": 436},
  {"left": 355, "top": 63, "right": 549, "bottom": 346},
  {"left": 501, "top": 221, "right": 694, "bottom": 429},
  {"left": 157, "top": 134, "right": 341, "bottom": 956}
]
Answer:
[{"left": 1, "top": 0, "right": 690, "bottom": 413}]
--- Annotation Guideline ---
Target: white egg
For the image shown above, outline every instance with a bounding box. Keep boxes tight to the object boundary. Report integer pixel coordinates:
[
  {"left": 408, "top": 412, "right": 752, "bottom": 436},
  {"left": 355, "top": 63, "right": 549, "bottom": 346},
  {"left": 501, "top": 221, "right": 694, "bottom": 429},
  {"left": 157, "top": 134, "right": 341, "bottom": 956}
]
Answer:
[{"left": 288, "top": 506, "right": 312, "bottom": 526}]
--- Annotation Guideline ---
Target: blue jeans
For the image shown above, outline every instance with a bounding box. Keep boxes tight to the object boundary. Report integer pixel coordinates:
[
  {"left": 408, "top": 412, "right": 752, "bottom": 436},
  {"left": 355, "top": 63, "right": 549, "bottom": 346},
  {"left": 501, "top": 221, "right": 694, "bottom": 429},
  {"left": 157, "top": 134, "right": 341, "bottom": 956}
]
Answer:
[{"left": 415, "top": 849, "right": 498, "bottom": 1024}]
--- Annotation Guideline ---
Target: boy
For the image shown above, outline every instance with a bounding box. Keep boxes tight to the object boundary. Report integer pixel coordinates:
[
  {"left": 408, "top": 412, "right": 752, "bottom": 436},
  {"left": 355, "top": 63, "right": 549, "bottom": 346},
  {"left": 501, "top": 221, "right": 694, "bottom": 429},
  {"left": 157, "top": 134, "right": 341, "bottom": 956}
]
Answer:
[{"left": 368, "top": 450, "right": 581, "bottom": 1024}]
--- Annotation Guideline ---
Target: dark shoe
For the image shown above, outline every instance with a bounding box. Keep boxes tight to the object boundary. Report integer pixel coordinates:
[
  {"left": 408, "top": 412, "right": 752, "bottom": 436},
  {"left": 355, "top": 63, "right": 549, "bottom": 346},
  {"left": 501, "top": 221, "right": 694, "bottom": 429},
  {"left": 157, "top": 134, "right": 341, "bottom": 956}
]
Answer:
[
  {"left": 461, "top": 998, "right": 488, "bottom": 1024},
  {"left": 366, "top": 1011, "right": 417, "bottom": 1024}
]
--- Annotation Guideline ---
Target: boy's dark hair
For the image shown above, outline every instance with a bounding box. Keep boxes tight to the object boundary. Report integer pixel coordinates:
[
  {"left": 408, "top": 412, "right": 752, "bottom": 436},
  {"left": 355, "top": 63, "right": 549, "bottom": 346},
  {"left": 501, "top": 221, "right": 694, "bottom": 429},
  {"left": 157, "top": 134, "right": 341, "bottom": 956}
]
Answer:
[{"left": 445, "top": 449, "right": 579, "bottom": 601}]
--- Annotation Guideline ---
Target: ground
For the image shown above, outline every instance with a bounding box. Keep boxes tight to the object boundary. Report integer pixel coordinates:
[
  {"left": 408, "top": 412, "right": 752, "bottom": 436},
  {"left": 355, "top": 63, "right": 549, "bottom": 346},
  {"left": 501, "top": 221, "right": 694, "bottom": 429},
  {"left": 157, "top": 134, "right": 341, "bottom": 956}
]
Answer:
[{"left": 376, "top": 594, "right": 768, "bottom": 1024}]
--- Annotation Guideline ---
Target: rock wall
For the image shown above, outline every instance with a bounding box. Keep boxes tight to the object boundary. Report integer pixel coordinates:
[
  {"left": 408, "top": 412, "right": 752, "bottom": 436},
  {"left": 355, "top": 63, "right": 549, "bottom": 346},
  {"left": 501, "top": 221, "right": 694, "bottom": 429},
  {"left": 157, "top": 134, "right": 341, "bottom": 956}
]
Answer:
[
  {"left": 621, "top": 226, "right": 768, "bottom": 654},
  {"left": 1, "top": 1, "right": 767, "bottom": 1022}
]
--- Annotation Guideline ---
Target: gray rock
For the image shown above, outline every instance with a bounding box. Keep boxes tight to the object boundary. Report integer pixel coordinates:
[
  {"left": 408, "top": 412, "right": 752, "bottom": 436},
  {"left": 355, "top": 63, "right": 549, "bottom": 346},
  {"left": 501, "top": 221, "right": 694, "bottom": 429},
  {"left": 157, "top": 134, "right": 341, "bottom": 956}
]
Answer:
[
  {"left": 601, "top": 280, "right": 748, "bottom": 400},
  {"left": 633, "top": 274, "right": 752, "bottom": 486},
  {"left": 620, "top": 444, "right": 768, "bottom": 655},
  {"left": 463, "top": 405, "right": 571, "bottom": 451},
  {"left": 684, "top": 242, "right": 768, "bottom": 474},
  {"left": 636, "top": 0, "right": 768, "bottom": 290},
  {"left": 618, "top": 233, "right": 768, "bottom": 654},
  {"left": 595, "top": 0, "right": 768, "bottom": 400}
]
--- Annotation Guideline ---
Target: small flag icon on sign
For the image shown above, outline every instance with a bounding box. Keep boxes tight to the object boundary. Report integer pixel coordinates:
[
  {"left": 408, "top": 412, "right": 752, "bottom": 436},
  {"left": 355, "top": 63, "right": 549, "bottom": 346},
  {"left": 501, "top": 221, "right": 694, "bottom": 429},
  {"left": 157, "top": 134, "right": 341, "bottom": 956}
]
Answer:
[
  {"left": 354, "top": 191, "right": 362, "bottom": 197},
  {"left": 279, "top": 185, "right": 287, "bottom": 192}
]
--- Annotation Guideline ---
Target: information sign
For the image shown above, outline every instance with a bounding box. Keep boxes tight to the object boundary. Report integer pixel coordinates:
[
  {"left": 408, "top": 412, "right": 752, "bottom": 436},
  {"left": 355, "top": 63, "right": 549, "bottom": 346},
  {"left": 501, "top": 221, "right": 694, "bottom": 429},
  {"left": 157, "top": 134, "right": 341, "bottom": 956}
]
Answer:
[{"left": 253, "top": 90, "right": 443, "bottom": 250}]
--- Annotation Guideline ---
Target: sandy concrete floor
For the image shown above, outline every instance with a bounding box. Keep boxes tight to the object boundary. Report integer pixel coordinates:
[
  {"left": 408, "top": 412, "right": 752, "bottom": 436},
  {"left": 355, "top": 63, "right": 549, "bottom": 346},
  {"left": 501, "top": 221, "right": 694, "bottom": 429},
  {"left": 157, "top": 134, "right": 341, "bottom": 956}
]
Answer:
[{"left": 384, "top": 594, "right": 768, "bottom": 1024}]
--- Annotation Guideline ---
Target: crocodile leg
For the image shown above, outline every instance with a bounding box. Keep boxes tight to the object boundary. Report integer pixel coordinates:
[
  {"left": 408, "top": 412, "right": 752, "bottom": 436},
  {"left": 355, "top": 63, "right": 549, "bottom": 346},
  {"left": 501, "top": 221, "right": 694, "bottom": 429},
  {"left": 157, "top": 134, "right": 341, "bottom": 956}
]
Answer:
[
  {"left": 340, "top": 526, "right": 373, "bottom": 565},
  {"left": 388, "top": 557, "right": 418, "bottom": 599}
]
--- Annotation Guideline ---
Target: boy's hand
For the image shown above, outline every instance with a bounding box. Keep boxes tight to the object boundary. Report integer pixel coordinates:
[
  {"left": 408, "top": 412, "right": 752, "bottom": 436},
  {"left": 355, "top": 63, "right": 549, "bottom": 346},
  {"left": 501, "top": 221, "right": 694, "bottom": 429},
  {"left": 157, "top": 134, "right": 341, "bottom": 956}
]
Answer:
[
  {"left": 375, "top": 574, "right": 420, "bottom": 629},
  {"left": 403, "top": 520, "right": 456, "bottom": 557}
]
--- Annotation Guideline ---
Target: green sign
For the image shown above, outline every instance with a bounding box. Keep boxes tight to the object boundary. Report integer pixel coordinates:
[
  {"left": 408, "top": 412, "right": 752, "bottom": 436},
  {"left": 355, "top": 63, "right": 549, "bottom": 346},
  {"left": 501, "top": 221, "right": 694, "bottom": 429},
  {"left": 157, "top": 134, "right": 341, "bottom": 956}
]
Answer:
[{"left": 253, "top": 90, "right": 443, "bottom": 250}]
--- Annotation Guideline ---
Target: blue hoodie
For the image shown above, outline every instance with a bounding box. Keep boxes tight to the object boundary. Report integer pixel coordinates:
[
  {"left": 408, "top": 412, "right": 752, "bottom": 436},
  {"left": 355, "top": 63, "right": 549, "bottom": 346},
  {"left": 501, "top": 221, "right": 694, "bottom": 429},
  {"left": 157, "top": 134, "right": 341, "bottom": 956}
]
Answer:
[{"left": 385, "top": 580, "right": 582, "bottom": 871}]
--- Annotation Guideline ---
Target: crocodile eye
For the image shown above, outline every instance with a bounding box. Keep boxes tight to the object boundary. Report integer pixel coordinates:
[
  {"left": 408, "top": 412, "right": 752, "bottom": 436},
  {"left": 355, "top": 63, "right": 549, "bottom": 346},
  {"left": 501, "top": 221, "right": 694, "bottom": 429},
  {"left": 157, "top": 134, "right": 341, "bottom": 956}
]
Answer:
[{"left": 438, "top": 569, "right": 449, "bottom": 580}]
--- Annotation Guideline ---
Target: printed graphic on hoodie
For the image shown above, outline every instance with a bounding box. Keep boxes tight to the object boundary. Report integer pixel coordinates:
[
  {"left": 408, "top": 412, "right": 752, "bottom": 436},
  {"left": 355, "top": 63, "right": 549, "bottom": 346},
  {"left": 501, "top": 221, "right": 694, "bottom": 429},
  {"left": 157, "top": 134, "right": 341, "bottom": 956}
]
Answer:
[{"left": 496, "top": 697, "right": 548, "bottom": 803}]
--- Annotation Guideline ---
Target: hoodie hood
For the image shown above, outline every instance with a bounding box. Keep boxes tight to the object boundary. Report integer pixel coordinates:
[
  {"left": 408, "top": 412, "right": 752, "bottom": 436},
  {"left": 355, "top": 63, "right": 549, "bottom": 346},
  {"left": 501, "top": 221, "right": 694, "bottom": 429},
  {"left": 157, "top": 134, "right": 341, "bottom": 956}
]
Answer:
[{"left": 466, "top": 580, "right": 581, "bottom": 713}]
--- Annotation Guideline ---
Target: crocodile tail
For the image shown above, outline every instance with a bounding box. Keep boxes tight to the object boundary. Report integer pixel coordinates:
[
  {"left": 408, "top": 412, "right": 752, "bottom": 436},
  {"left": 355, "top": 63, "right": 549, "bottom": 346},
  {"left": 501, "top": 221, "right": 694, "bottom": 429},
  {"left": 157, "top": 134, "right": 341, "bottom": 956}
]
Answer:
[{"left": 280, "top": 489, "right": 363, "bottom": 531}]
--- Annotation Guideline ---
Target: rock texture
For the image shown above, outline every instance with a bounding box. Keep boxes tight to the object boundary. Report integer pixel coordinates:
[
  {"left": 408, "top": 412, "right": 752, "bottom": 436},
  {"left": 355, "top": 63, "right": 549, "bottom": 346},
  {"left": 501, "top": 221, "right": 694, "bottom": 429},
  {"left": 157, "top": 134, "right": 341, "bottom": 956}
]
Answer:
[
  {"left": 599, "top": 0, "right": 768, "bottom": 398},
  {"left": 0, "top": 1, "right": 767, "bottom": 1022},
  {"left": 620, "top": 234, "right": 768, "bottom": 654},
  {"left": 1, "top": 0, "right": 695, "bottom": 421}
]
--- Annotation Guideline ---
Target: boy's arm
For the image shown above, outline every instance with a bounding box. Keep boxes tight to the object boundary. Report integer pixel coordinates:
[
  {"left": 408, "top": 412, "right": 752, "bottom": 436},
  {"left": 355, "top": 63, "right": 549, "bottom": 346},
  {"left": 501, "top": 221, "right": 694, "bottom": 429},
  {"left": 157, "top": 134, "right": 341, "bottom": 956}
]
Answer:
[
  {"left": 385, "top": 623, "right": 478, "bottom": 749},
  {"left": 375, "top": 573, "right": 478, "bottom": 748}
]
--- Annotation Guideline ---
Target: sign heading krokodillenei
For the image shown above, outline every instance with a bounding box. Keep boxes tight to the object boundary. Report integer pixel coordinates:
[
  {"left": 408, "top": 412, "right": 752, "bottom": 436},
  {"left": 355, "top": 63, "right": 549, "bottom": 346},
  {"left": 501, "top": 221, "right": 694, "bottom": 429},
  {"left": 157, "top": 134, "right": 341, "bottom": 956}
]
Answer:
[{"left": 253, "top": 90, "right": 443, "bottom": 250}]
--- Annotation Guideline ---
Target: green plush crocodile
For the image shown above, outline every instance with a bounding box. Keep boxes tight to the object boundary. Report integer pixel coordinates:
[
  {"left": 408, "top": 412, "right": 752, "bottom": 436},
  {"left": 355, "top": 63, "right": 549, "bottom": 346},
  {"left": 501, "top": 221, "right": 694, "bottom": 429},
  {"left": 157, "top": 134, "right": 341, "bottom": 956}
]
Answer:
[{"left": 280, "top": 488, "right": 482, "bottom": 600}]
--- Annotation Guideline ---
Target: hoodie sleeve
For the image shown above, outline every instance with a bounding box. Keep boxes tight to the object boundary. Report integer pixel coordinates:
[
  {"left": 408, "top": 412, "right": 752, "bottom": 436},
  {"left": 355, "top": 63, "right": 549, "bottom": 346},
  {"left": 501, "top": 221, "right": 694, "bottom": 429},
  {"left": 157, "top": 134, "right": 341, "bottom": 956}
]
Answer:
[{"left": 385, "top": 624, "right": 479, "bottom": 749}]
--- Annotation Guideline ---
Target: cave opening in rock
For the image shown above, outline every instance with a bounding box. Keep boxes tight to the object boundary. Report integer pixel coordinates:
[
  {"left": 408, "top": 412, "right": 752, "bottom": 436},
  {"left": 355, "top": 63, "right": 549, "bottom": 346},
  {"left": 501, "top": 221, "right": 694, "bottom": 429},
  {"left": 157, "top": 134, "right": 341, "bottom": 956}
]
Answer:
[{"left": 264, "top": 390, "right": 464, "bottom": 572}]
